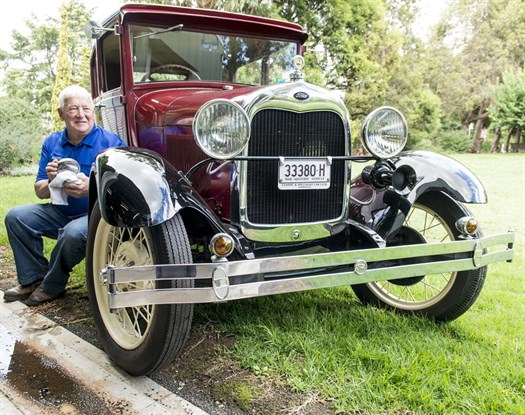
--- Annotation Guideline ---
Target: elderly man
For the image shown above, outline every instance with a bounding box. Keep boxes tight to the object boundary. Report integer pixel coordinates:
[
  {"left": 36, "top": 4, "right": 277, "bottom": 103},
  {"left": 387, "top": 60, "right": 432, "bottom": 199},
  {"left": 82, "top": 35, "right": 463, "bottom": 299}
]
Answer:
[{"left": 4, "top": 85, "right": 125, "bottom": 306}]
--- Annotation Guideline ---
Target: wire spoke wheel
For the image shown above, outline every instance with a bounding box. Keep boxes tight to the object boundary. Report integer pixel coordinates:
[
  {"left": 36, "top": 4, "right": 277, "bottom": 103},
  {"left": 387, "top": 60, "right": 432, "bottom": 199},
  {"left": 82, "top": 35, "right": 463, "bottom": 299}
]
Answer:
[
  {"left": 93, "top": 223, "right": 155, "bottom": 349},
  {"left": 351, "top": 192, "right": 486, "bottom": 322},
  {"left": 370, "top": 203, "right": 457, "bottom": 309},
  {"left": 87, "top": 204, "right": 194, "bottom": 375}
]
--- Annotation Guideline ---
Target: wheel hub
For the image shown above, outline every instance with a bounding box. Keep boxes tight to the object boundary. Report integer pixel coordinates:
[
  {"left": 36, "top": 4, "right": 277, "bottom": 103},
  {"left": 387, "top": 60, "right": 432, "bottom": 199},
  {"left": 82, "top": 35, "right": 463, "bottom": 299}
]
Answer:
[
  {"left": 388, "top": 226, "right": 427, "bottom": 286},
  {"left": 114, "top": 241, "right": 150, "bottom": 267}
]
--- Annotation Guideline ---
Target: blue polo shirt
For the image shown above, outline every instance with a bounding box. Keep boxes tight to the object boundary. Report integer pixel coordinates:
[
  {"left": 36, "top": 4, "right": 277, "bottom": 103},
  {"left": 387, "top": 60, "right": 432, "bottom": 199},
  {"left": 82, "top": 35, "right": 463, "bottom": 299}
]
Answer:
[{"left": 36, "top": 124, "right": 125, "bottom": 217}]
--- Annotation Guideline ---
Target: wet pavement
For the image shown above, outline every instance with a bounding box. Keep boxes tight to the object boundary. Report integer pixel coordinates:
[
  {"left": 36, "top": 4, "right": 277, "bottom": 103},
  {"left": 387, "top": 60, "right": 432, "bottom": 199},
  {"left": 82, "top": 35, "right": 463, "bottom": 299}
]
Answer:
[{"left": 0, "top": 292, "right": 208, "bottom": 415}]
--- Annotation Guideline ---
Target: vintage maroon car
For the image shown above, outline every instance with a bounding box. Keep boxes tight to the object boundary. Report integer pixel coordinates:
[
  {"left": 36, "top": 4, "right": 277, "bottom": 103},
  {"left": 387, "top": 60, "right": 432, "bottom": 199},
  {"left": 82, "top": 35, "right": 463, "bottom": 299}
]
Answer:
[{"left": 84, "top": 3, "right": 514, "bottom": 375}]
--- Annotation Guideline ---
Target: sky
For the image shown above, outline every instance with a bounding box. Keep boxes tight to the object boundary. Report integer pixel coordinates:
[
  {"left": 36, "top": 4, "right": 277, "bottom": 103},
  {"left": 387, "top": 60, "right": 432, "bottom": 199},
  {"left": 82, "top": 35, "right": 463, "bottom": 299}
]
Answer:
[
  {"left": 0, "top": 0, "right": 123, "bottom": 51},
  {"left": 0, "top": 0, "right": 447, "bottom": 51}
]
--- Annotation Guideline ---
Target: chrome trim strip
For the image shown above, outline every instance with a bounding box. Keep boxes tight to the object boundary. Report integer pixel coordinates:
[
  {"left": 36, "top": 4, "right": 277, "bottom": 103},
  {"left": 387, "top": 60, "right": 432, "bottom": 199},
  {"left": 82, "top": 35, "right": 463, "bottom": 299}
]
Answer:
[{"left": 106, "top": 232, "right": 514, "bottom": 310}]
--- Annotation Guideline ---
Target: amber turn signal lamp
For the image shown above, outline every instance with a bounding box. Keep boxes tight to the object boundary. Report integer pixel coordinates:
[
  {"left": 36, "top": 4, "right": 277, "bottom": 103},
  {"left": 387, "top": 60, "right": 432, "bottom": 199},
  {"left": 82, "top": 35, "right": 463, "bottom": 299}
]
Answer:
[
  {"left": 210, "top": 233, "right": 235, "bottom": 258},
  {"left": 455, "top": 216, "right": 478, "bottom": 236}
]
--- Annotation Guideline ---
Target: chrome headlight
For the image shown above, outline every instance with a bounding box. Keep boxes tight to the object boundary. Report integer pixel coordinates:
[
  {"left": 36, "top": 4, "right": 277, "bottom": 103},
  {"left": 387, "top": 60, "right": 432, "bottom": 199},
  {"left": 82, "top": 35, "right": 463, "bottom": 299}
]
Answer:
[
  {"left": 361, "top": 106, "right": 408, "bottom": 158},
  {"left": 193, "top": 99, "right": 250, "bottom": 159}
]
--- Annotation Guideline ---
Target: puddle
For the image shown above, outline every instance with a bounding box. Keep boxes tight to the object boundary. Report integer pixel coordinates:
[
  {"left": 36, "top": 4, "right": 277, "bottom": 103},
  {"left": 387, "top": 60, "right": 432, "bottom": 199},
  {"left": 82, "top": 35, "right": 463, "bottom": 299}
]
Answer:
[{"left": 1, "top": 323, "right": 130, "bottom": 414}]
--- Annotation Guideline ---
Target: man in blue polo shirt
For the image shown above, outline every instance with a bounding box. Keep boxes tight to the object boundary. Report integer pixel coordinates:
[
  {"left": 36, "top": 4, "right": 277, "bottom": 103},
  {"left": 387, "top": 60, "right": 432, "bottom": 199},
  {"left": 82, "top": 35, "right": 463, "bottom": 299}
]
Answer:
[{"left": 4, "top": 85, "right": 125, "bottom": 306}]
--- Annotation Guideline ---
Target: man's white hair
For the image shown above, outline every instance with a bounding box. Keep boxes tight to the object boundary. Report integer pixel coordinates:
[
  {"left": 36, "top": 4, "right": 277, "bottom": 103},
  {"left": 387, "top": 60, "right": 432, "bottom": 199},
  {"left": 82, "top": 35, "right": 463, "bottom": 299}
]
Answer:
[{"left": 58, "top": 85, "right": 93, "bottom": 109}]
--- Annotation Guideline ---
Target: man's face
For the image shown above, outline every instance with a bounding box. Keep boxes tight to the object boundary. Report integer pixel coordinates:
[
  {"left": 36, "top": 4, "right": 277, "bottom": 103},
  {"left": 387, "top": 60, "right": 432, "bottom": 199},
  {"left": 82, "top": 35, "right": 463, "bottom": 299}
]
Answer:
[{"left": 59, "top": 97, "right": 95, "bottom": 141}]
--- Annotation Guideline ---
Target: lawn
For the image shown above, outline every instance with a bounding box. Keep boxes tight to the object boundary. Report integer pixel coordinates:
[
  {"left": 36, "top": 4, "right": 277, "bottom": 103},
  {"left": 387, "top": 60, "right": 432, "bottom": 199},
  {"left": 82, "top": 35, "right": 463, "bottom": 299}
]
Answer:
[
  {"left": 195, "top": 153, "right": 525, "bottom": 415},
  {"left": 1, "top": 153, "right": 523, "bottom": 414}
]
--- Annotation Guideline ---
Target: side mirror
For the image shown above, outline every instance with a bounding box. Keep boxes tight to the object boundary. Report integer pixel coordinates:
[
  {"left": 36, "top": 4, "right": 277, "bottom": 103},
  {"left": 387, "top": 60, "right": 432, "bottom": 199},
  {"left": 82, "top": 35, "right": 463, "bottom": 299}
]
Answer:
[{"left": 83, "top": 20, "right": 115, "bottom": 39}]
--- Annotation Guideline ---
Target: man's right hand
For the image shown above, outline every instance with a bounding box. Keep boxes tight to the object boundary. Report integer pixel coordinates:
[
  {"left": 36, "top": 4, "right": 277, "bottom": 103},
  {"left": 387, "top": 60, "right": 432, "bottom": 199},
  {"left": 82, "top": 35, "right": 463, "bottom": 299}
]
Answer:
[{"left": 46, "top": 159, "right": 60, "bottom": 182}]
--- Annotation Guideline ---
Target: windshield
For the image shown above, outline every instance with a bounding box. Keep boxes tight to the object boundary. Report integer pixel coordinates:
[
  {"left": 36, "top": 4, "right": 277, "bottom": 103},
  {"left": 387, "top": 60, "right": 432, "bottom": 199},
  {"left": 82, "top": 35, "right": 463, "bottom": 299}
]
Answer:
[{"left": 130, "top": 25, "right": 298, "bottom": 86}]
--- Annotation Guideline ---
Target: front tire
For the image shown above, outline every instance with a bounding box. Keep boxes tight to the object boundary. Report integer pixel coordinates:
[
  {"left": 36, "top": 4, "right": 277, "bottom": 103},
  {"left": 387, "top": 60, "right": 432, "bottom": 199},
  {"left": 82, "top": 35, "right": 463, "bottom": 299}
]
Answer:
[
  {"left": 86, "top": 204, "right": 194, "bottom": 375},
  {"left": 352, "top": 192, "right": 486, "bottom": 322}
]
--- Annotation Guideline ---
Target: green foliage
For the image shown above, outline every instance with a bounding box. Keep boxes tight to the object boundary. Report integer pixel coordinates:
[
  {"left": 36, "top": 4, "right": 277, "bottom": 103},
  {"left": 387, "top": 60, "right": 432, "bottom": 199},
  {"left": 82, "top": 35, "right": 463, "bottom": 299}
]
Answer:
[
  {"left": 276, "top": 0, "right": 398, "bottom": 117},
  {"left": 386, "top": 70, "right": 442, "bottom": 149},
  {"left": 424, "top": 0, "right": 525, "bottom": 151},
  {"left": 490, "top": 69, "right": 525, "bottom": 132},
  {"left": 0, "top": 97, "right": 43, "bottom": 171},
  {"left": 52, "top": 2, "right": 74, "bottom": 131},
  {"left": 433, "top": 129, "right": 471, "bottom": 153},
  {"left": 0, "top": 0, "right": 93, "bottom": 119},
  {"left": 160, "top": 0, "right": 274, "bottom": 15}
]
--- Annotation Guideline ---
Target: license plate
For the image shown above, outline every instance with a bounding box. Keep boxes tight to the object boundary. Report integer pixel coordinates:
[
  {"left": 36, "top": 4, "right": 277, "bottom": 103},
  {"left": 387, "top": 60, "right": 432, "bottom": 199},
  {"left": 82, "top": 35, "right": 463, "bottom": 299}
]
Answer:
[{"left": 278, "top": 158, "right": 331, "bottom": 190}]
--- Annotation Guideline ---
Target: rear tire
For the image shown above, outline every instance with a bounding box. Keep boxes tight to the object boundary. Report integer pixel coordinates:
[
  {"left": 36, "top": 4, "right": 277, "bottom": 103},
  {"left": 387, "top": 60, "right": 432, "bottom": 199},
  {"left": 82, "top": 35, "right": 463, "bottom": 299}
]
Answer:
[
  {"left": 352, "top": 192, "right": 486, "bottom": 322},
  {"left": 86, "top": 204, "right": 194, "bottom": 375}
]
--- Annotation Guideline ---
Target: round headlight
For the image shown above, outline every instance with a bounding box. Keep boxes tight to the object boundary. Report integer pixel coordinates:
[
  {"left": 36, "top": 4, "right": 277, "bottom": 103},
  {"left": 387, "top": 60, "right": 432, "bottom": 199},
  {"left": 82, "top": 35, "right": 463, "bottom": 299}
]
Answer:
[
  {"left": 193, "top": 99, "right": 250, "bottom": 159},
  {"left": 362, "top": 106, "right": 408, "bottom": 158}
]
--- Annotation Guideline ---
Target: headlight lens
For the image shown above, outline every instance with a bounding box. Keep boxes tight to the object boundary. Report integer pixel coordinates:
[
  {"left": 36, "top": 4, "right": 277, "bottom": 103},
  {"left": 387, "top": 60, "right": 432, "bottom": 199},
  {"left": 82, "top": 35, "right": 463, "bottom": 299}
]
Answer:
[
  {"left": 361, "top": 106, "right": 408, "bottom": 158},
  {"left": 193, "top": 99, "right": 250, "bottom": 159}
]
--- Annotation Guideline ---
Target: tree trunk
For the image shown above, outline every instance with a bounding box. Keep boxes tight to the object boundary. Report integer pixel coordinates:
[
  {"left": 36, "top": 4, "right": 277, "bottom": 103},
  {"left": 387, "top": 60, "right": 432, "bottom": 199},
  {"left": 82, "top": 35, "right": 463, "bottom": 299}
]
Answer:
[
  {"left": 469, "top": 100, "right": 490, "bottom": 153},
  {"left": 490, "top": 127, "right": 501, "bottom": 153},
  {"left": 502, "top": 127, "right": 514, "bottom": 153},
  {"left": 469, "top": 117, "right": 485, "bottom": 153}
]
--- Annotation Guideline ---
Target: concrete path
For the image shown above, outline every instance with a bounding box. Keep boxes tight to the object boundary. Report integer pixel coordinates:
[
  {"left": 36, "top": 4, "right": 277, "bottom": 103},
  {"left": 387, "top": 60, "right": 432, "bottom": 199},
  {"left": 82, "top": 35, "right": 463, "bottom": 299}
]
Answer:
[{"left": 0, "top": 292, "right": 208, "bottom": 415}]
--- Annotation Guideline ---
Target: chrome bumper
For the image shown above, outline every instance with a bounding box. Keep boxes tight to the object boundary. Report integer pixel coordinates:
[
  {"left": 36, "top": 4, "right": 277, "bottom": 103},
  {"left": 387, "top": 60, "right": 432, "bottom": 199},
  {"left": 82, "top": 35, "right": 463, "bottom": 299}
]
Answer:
[{"left": 103, "top": 232, "right": 514, "bottom": 310}]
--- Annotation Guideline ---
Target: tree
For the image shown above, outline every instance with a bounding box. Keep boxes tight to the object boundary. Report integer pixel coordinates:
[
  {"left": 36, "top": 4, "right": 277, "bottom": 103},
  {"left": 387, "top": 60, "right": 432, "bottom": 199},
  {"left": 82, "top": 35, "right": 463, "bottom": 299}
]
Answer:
[
  {"left": 52, "top": 1, "right": 74, "bottom": 131},
  {"left": 274, "top": 1, "right": 400, "bottom": 113},
  {"left": 0, "top": 17, "right": 60, "bottom": 118},
  {"left": 136, "top": 0, "right": 272, "bottom": 15},
  {"left": 381, "top": 0, "right": 442, "bottom": 149},
  {"left": 489, "top": 69, "right": 525, "bottom": 152},
  {"left": 425, "top": 0, "right": 525, "bottom": 152},
  {"left": 0, "top": 0, "right": 93, "bottom": 125}
]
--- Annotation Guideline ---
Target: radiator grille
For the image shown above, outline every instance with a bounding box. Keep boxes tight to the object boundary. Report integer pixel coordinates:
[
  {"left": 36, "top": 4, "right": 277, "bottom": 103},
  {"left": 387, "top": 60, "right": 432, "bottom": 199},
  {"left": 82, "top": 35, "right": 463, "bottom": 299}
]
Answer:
[{"left": 246, "top": 110, "right": 346, "bottom": 224}]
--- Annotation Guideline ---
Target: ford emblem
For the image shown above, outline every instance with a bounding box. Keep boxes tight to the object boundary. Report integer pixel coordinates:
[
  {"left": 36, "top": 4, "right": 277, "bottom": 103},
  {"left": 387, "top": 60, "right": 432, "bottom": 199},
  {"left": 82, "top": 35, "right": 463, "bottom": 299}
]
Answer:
[{"left": 294, "top": 91, "right": 309, "bottom": 101}]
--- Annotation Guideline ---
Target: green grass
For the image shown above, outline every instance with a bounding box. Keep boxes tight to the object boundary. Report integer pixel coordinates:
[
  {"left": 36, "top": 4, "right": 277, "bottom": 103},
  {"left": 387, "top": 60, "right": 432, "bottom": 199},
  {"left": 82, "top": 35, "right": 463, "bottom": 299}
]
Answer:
[
  {"left": 1, "top": 154, "right": 524, "bottom": 414},
  {"left": 0, "top": 176, "right": 41, "bottom": 246},
  {"left": 0, "top": 174, "right": 86, "bottom": 288},
  {"left": 194, "top": 153, "right": 525, "bottom": 415}
]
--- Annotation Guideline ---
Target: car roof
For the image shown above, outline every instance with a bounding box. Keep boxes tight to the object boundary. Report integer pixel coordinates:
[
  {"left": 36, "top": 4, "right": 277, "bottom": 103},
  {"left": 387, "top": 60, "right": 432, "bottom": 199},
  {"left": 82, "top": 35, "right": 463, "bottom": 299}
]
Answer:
[{"left": 102, "top": 3, "right": 308, "bottom": 44}]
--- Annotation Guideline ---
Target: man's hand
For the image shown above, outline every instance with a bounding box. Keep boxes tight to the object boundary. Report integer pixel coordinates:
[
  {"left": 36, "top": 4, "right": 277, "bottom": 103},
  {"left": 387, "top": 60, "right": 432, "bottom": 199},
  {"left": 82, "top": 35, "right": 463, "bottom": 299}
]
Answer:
[
  {"left": 46, "top": 159, "right": 60, "bottom": 182},
  {"left": 63, "top": 173, "right": 89, "bottom": 198}
]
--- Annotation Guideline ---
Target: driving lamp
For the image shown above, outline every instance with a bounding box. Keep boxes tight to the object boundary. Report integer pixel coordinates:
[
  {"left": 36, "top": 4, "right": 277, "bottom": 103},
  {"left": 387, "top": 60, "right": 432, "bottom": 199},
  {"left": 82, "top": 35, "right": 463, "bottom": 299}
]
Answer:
[
  {"left": 193, "top": 99, "right": 250, "bottom": 159},
  {"left": 362, "top": 106, "right": 408, "bottom": 158},
  {"left": 210, "top": 233, "right": 235, "bottom": 258}
]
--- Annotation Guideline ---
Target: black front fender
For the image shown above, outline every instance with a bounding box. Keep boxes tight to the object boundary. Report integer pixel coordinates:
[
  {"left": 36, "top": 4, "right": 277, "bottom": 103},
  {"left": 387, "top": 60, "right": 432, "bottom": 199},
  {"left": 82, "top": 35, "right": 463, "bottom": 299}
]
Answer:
[
  {"left": 90, "top": 147, "right": 231, "bottom": 240},
  {"left": 92, "top": 147, "right": 176, "bottom": 227},
  {"left": 395, "top": 150, "right": 487, "bottom": 204},
  {"left": 351, "top": 151, "right": 487, "bottom": 240}
]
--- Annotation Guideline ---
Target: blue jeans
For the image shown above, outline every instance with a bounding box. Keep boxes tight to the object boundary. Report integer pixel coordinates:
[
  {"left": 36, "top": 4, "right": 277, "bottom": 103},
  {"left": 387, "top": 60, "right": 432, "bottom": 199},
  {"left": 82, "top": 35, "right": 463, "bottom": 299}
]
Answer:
[{"left": 5, "top": 203, "right": 87, "bottom": 295}]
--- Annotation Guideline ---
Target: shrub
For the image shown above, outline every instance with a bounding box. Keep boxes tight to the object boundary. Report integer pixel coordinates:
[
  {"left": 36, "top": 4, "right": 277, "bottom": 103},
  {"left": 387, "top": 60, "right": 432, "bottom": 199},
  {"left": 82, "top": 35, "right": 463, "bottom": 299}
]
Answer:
[
  {"left": 0, "top": 96, "right": 45, "bottom": 171},
  {"left": 433, "top": 129, "right": 471, "bottom": 153}
]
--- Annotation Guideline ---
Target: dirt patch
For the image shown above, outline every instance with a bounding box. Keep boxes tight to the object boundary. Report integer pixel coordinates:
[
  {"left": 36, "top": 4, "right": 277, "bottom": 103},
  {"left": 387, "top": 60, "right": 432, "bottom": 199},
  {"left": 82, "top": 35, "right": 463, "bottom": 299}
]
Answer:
[{"left": 0, "top": 245, "right": 334, "bottom": 415}]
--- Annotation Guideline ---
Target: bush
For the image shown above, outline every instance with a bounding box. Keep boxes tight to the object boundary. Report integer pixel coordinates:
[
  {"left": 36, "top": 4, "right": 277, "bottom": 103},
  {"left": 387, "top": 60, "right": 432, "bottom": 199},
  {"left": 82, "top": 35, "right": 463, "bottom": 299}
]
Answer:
[
  {"left": 0, "top": 133, "right": 40, "bottom": 171},
  {"left": 0, "top": 96, "right": 45, "bottom": 171},
  {"left": 433, "top": 129, "right": 471, "bottom": 153}
]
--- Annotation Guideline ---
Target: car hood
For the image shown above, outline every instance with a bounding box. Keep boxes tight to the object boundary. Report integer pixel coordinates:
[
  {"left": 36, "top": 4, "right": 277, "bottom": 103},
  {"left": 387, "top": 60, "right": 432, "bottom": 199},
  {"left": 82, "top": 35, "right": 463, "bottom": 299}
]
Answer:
[{"left": 134, "top": 81, "right": 348, "bottom": 128}]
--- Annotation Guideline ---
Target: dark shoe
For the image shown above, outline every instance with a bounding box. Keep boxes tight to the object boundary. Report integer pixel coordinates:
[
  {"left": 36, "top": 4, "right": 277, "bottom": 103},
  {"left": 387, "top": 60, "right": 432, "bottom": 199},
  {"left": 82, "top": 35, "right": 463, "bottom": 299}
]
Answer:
[
  {"left": 25, "top": 286, "right": 64, "bottom": 306},
  {"left": 4, "top": 280, "right": 42, "bottom": 303}
]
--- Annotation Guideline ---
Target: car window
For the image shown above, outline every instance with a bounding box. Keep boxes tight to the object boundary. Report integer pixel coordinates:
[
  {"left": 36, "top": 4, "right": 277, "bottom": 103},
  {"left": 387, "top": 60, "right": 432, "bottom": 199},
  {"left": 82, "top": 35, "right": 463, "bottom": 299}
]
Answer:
[
  {"left": 100, "top": 33, "right": 121, "bottom": 91},
  {"left": 130, "top": 25, "right": 298, "bottom": 86}
]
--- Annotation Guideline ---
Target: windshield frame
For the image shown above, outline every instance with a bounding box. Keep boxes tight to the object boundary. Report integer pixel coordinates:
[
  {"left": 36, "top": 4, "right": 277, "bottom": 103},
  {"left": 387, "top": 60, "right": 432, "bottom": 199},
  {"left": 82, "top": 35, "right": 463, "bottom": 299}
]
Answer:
[{"left": 128, "top": 23, "right": 301, "bottom": 87}]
